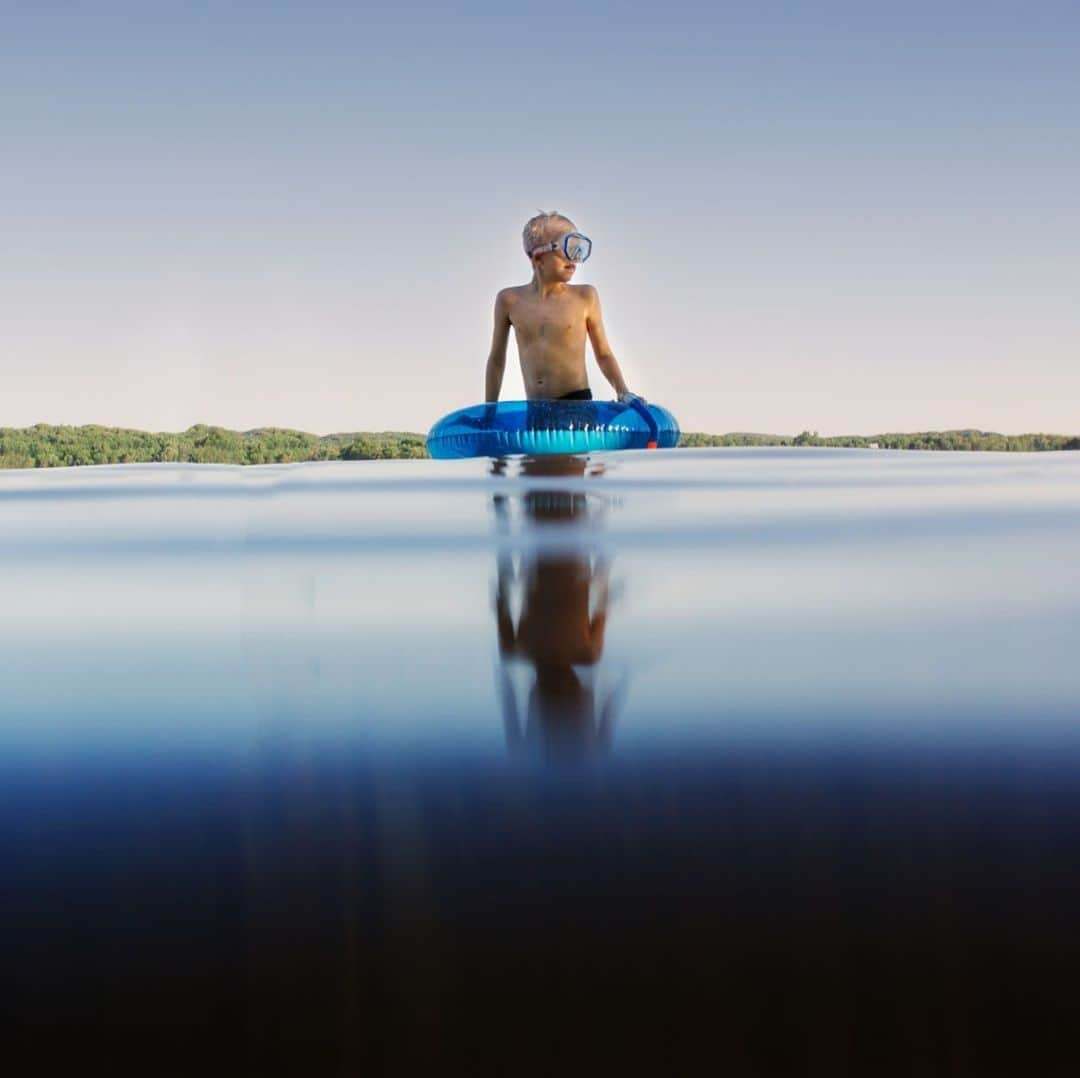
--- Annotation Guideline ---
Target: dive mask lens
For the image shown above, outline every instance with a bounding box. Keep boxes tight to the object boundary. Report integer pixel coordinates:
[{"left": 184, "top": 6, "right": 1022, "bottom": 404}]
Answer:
[{"left": 563, "top": 233, "right": 592, "bottom": 263}]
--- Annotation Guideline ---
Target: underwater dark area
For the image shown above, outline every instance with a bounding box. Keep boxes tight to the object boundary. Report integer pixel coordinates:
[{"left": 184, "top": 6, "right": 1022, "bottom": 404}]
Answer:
[{"left": 2, "top": 448, "right": 1079, "bottom": 1075}]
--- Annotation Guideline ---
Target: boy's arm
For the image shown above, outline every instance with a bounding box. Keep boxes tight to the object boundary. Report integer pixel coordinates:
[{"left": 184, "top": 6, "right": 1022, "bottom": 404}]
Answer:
[
  {"left": 584, "top": 286, "right": 637, "bottom": 400},
  {"left": 485, "top": 290, "right": 512, "bottom": 402}
]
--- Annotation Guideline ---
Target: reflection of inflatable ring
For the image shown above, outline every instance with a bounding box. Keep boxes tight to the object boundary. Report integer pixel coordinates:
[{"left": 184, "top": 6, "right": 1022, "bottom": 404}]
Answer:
[{"left": 427, "top": 400, "right": 681, "bottom": 459}]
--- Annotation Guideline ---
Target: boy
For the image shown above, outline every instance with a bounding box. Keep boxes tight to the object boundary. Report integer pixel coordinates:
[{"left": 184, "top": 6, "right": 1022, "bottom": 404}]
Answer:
[{"left": 484, "top": 212, "right": 642, "bottom": 404}]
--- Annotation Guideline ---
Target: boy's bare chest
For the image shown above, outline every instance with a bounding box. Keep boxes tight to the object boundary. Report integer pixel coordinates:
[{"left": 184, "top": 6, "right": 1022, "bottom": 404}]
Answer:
[{"left": 512, "top": 296, "right": 585, "bottom": 340}]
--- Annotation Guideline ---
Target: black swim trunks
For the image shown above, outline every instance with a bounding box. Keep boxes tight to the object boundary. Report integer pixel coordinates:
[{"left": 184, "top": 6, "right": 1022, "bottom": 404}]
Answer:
[{"left": 558, "top": 388, "right": 593, "bottom": 401}]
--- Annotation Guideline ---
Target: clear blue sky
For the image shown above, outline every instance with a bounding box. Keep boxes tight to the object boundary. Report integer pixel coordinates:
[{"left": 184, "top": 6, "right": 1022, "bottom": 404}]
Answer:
[{"left": 4, "top": 1, "right": 1078, "bottom": 434}]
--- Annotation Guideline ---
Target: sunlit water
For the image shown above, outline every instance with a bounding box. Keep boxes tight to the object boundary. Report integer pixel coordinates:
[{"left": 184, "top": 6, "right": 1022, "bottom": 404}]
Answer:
[{"left": 3, "top": 449, "right": 1079, "bottom": 1075}]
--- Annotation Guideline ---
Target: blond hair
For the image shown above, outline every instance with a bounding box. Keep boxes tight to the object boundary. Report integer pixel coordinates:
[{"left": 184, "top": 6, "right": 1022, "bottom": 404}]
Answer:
[{"left": 522, "top": 210, "right": 576, "bottom": 257}]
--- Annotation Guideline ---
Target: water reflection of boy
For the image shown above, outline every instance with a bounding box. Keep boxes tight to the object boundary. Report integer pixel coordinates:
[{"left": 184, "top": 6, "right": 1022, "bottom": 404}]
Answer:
[{"left": 492, "top": 456, "right": 626, "bottom": 759}]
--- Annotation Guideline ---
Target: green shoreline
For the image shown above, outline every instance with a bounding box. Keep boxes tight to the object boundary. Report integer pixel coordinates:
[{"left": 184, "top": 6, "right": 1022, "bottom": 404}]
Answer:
[{"left": 1, "top": 423, "right": 1077, "bottom": 468}]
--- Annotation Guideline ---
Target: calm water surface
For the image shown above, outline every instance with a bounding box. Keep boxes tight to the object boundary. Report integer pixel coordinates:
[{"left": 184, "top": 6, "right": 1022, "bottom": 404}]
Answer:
[{"left": 3, "top": 449, "right": 1079, "bottom": 1075}]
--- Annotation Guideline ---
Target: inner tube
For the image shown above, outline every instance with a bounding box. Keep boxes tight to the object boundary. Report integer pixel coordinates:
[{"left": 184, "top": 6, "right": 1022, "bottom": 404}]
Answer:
[{"left": 426, "top": 399, "right": 681, "bottom": 459}]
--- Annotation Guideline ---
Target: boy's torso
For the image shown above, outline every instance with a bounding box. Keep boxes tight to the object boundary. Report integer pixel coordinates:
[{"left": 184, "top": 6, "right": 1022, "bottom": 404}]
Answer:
[
  {"left": 518, "top": 560, "right": 599, "bottom": 665},
  {"left": 504, "top": 284, "right": 590, "bottom": 399}
]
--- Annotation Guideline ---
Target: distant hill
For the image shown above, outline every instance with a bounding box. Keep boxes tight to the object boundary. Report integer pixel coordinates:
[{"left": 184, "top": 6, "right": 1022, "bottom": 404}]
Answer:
[
  {"left": 681, "top": 430, "right": 1079, "bottom": 451},
  {"left": 0, "top": 424, "right": 427, "bottom": 468},
  {"left": 1, "top": 423, "right": 1076, "bottom": 468}
]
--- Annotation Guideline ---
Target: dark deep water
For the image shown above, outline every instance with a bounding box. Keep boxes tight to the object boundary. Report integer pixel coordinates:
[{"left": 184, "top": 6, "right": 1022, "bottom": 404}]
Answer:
[{"left": 3, "top": 449, "right": 1079, "bottom": 1075}]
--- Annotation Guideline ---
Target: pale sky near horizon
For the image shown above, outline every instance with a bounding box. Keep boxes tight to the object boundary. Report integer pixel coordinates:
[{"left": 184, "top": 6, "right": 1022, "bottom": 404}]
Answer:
[{"left": 4, "top": 1, "right": 1078, "bottom": 436}]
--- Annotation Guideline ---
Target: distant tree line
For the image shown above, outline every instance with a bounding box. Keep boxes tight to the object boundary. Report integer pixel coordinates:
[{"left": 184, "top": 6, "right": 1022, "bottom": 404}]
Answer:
[
  {"left": 1, "top": 423, "right": 1076, "bottom": 468},
  {"left": 0, "top": 424, "right": 427, "bottom": 468},
  {"left": 681, "top": 430, "right": 1080, "bottom": 452}
]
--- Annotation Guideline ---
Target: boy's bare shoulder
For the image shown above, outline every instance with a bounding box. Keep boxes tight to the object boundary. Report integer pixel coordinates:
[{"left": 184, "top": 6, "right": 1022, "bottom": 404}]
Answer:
[
  {"left": 493, "top": 285, "right": 528, "bottom": 320},
  {"left": 496, "top": 284, "right": 530, "bottom": 304},
  {"left": 571, "top": 283, "right": 600, "bottom": 305}
]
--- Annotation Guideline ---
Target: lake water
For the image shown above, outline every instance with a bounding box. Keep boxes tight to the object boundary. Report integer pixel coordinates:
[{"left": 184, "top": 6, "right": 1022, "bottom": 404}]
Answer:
[{"left": 3, "top": 448, "right": 1079, "bottom": 1075}]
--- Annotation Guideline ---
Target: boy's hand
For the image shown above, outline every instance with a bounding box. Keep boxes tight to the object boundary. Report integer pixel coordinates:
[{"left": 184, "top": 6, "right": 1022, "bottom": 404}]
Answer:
[
  {"left": 618, "top": 390, "right": 647, "bottom": 405},
  {"left": 459, "top": 402, "right": 500, "bottom": 429}
]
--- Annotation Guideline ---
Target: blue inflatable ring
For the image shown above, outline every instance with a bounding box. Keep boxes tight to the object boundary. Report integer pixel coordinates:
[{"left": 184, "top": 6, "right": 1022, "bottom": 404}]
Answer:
[{"left": 426, "top": 399, "right": 681, "bottom": 459}]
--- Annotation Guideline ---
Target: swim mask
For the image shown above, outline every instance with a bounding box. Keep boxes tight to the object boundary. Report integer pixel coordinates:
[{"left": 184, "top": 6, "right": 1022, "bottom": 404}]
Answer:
[{"left": 530, "top": 232, "right": 592, "bottom": 263}]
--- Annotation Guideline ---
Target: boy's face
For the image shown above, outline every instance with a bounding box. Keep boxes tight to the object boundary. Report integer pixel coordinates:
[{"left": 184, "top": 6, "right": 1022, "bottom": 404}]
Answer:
[
  {"left": 532, "top": 221, "right": 579, "bottom": 282},
  {"left": 537, "top": 249, "right": 576, "bottom": 281}
]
